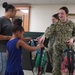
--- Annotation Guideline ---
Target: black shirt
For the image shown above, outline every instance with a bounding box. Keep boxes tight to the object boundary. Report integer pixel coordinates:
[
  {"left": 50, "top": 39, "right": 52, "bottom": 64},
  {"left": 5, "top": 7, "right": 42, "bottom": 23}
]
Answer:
[{"left": 0, "top": 16, "right": 12, "bottom": 52}]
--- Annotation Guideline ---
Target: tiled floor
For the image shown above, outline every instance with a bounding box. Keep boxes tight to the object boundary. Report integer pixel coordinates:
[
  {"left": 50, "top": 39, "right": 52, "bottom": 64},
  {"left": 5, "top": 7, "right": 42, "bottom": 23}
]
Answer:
[{"left": 23, "top": 70, "right": 52, "bottom": 75}]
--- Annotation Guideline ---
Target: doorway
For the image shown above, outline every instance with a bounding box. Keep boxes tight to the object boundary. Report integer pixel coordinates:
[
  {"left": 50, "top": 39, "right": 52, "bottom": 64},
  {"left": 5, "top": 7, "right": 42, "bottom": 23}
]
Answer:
[{"left": 13, "top": 5, "right": 31, "bottom": 32}]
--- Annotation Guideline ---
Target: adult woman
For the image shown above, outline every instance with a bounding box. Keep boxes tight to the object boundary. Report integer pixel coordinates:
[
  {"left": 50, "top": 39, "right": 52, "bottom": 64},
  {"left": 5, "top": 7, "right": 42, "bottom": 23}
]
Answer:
[
  {"left": 0, "top": 2, "right": 16, "bottom": 75},
  {"left": 40, "top": 6, "right": 75, "bottom": 75}
]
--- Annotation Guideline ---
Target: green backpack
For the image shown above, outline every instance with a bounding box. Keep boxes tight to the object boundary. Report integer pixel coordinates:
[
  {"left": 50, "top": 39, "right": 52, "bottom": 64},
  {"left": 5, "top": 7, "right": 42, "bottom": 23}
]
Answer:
[{"left": 33, "top": 48, "right": 49, "bottom": 75}]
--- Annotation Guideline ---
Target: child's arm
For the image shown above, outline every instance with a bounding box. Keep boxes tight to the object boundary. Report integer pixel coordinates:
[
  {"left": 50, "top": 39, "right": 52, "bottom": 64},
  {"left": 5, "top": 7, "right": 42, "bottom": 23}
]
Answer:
[
  {"left": 6, "top": 50, "right": 8, "bottom": 57},
  {"left": 17, "top": 40, "right": 44, "bottom": 51}
]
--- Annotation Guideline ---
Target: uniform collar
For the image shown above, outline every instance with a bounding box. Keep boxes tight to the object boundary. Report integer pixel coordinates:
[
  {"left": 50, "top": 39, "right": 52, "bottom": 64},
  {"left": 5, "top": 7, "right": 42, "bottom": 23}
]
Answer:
[{"left": 58, "top": 20, "right": 70, "bottom": 25}]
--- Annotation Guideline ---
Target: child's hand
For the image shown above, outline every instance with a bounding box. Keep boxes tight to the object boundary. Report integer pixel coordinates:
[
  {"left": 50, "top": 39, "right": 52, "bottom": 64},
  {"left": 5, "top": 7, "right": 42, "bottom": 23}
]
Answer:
[
  {"left": 25, "top": 37, "right": 32, "bottom": 42},
  {"left": 36, "top": 37, "right": 41, "bottom": 41}
]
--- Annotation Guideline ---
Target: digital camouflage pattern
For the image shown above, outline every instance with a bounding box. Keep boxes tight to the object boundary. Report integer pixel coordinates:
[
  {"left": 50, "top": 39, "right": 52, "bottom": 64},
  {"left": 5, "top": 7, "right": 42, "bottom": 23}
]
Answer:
[
  {"left": 44, "top": 20, "right": 75, "bottom": 75},
  {"left": 44, "top": 24, "right": 56, "bottom": 66}
]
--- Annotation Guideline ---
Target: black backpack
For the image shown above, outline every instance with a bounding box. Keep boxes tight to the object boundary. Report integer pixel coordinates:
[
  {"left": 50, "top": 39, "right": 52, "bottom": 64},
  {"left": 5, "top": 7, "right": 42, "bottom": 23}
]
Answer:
[{"left": 62, "top": 44, "right": 75, "bottom": 75}]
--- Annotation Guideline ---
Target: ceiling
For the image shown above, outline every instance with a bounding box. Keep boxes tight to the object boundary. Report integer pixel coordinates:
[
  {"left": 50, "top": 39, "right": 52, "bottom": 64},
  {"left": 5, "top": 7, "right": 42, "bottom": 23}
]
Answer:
[{"left": 0, "top": 0, "right": 75, "bottom": 5}]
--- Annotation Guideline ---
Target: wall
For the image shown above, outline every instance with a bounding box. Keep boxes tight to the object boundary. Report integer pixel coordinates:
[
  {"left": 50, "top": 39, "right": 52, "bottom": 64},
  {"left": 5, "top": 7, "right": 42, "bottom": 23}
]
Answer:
[
  {"left": 0, "top": 6, "right": 5, "bottom": 16},
  {"left": 30, "top": 5, "right": 75, "bottom": 32},
  {"left": 0, "top": 5, "right": 75, "bottom": 32}
]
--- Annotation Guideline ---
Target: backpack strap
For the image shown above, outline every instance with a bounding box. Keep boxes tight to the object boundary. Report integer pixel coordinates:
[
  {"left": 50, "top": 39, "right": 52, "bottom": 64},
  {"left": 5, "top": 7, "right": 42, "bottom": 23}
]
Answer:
[
  {"left": 71, "top": 49, "right": 74, "bottom": 74},
  {"left": 38, "top": 47, "right": 44, "bottom": 75},
  {"left": 67, "top": 46, "right": 74, "bottom": 75},
  {"left": 67, "top": 48, "right": 71, "bottom": 75},
  {"left": 29, "top": 40, "right": 38, "bottom": 72}
]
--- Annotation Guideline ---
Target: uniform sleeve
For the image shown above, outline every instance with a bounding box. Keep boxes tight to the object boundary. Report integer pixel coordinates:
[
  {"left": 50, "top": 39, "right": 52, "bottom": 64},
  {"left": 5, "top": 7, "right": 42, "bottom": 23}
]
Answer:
[{"left": 44, "top": 24, "right": 55, "bottom": 39}]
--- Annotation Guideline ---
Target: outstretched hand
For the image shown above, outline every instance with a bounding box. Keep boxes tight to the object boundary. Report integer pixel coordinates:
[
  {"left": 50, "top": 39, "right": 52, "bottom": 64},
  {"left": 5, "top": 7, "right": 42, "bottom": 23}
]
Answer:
[
  {"left": 39, "top": 35, "right": 45, "bottom": 43},
  {"left": 39, "top": 43, "right": 44, "bottom": 48}
]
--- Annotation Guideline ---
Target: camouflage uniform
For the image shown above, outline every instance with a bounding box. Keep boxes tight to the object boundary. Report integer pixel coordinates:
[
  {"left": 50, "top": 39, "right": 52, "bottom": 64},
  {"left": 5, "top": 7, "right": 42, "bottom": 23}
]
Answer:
[
  {"left": 44, "top": 24, "right": 56, "bottom": 66},
  {"left": 44, "top": 20, "right": 75, "bottom": 75}
]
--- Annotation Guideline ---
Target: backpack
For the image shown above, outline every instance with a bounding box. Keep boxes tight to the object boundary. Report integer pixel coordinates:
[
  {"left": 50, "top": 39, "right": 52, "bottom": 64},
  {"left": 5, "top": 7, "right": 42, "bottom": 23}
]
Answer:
[
  {"left": 61, "top": 44, "right": 75, "bottom": 75},
  {"left": 33, "top": 48, "right": 49, "bottom": 75},
  {"left": 29, "top": 39, "right": 49, "bottom": 75}
]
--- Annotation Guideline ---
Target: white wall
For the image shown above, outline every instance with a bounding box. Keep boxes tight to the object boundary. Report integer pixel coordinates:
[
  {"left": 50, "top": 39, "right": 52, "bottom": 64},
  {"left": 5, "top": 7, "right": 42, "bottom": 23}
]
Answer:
[
  {"left": 0, "top": 6, "right": 5, "bottom": 16},
  {"left": 0, "top": 5, "right": 75, "bottom": 32},
  {"left": 30, "top": 5, "right": 75, "bottom": 32}
]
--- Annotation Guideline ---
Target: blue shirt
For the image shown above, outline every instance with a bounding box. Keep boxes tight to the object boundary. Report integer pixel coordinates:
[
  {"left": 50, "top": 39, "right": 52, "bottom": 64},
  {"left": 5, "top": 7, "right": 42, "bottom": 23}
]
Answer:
[{"left": 5, "top": 38, "right": 24, "bottom": 75}]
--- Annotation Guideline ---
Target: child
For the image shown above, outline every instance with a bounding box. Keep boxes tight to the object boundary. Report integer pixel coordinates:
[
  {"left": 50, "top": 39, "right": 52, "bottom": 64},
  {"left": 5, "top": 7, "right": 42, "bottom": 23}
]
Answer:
[
  {"left": 13, "top": 18, "right": 31, "bottom": 42},
  {"left": 13, "top": 18, "right": 22, "bottom": 26},
  {"left": 5, "top": 24, "right": 44, "bottom": 75}
]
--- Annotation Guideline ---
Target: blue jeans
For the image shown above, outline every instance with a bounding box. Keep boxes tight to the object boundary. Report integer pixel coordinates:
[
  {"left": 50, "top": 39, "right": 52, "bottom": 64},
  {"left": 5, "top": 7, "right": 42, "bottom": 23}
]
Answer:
[{"left": 0, "top": 52, "right": 7, "bottom": 75}]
